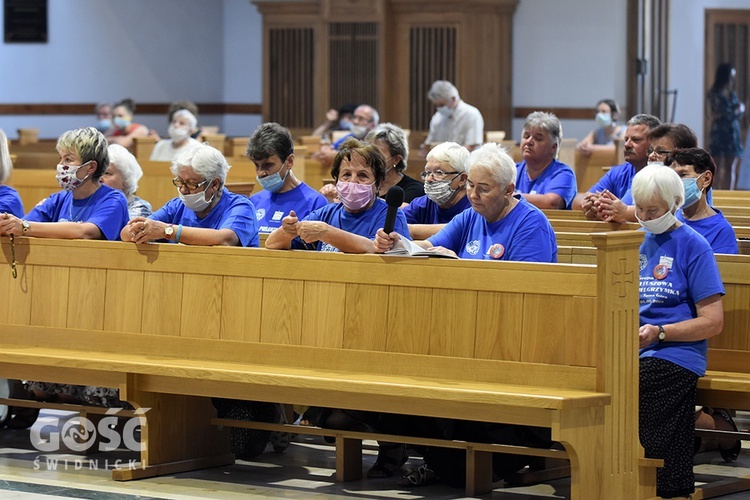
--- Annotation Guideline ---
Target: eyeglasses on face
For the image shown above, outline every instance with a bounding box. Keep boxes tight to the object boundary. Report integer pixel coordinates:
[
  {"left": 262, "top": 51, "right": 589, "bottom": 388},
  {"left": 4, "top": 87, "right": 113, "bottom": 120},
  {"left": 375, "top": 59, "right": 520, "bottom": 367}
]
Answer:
[
  {"left": 647, "top": 147, "right": 673, "bottom": 157},
  {"left": 420, "top": 169, "right": 459, "bottom": 181},
  {"left": 172, "top": 177, "right": 209, "bottom": 191}
]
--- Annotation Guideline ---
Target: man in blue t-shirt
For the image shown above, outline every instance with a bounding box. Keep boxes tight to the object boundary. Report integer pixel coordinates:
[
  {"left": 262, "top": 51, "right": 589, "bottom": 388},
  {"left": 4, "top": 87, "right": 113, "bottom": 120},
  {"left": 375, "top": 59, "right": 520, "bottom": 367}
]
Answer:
[
  {"left": 514, "top": 111, "right": 577, "bottom": 209},
  {"left": 572, "top": 114, "right": 661, "bottom": 221},
  {"left": 246, "top": 123, "right": 327, "bottom": 233}
]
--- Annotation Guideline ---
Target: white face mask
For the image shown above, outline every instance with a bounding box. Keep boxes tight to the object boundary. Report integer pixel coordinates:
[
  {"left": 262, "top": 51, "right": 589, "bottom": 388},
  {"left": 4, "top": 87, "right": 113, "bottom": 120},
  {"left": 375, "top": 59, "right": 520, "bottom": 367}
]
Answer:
[
  {"left": 349, "top": 124, "right": 368, "bottom": 139},
  {"left": 168, "top": 125, "right": 191, "bottom": 142},
  {"left": 437, "top": 106, "right": 452, "bottom": 117},
  {"left": 636, "top": 209, "right": 678, "bottom": 235},
  {"left": 178, "top": 180, "right": 216, "bottom": 212}
]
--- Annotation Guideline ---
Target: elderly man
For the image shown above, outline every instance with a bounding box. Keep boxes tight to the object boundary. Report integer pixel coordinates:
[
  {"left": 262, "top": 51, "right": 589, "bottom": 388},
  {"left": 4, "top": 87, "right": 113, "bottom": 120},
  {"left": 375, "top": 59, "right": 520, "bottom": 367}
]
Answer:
[
  {"left": 313, "top": 104, "right": 380, "bottom": 168},
  {"left": 419, "top": 80, "right": 484, "bottom": 156},
  {"left": 572, "top": 113, "right": 661, "bottom": 222}
]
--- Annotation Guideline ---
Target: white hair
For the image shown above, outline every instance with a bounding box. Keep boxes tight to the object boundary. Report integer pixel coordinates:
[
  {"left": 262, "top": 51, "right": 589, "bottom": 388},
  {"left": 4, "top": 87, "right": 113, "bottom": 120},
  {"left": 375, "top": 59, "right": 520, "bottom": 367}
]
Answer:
[
  {"left": 170, "top": 143, "right": 230, "bottom": 184},
  {"left": 107, "top": 144, "right": 143, "bottom": 196},
  {"left": 468, "top": 143, "right": 516, "bottom": 188},
  {"left": 427, "top": 80, "right": 459, "bottom": 102},
  {"left": 0, "top": 129, "right": 11, "bottom": 183},
  {"left": 426, "top": 142, "right": 469, "bottom": 173},
  {"left": 173, "top": 109, "right": 198, "bottom": 130},
  {"left": 631, "top": 164, "right": 685, "bottom": 210}
]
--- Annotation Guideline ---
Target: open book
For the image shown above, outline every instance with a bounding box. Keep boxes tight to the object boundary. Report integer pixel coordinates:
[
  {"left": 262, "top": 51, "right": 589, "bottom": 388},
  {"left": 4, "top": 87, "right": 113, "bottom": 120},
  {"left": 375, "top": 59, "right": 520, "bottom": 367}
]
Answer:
[{"left": 384, "top": 237, "right": 458, "bottom": 259}]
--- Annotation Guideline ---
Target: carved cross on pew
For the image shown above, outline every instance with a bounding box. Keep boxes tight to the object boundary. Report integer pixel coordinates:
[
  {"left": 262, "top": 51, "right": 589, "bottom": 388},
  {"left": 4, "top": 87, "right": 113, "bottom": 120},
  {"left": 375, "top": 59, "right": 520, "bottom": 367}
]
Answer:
[{"left": 611, "top": 258, "right": 634, "bottom": 298}]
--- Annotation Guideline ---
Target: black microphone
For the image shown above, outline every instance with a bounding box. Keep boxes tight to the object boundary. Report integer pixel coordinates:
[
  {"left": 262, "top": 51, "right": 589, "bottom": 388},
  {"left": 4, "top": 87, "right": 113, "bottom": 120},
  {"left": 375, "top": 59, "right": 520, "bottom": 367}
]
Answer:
[{"left": 383, "top": 186, "right": 404, "bottom": 234}]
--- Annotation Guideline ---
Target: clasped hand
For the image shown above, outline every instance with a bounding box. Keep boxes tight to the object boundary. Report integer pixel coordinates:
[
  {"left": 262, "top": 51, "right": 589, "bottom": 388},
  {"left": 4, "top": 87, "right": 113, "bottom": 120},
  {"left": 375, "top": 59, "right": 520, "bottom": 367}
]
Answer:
[
  {"left": 125, "top": 217, "right": 167, "bottom": 244},
  {"left": 281, "top": 210, "right": 328, "bottom": 243}
]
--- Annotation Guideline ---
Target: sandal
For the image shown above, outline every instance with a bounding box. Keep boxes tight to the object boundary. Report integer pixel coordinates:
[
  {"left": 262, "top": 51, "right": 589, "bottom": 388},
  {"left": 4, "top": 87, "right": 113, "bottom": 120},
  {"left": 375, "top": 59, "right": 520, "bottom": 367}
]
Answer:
[
  {"left": 714, "top": 408, "right": 742, "bottom": 463},
  {"left": 367, "top": 443, "right": 408, "bottom": 478},
  {"left": 397, "top": 464, "right": 439, "bottom": 487}
]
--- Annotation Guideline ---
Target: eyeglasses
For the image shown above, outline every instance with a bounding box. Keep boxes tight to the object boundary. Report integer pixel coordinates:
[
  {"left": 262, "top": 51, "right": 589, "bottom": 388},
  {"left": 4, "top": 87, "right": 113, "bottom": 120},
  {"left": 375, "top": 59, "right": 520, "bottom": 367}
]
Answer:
[
  {"left": 172, "top": 177, "right": 209, "bottom": 191},
  {"left": 646, "top": 147, "right": 673, "bottom": 157},
  {"left": 420, "top": 170, "right": 459, "bottom": 181}
]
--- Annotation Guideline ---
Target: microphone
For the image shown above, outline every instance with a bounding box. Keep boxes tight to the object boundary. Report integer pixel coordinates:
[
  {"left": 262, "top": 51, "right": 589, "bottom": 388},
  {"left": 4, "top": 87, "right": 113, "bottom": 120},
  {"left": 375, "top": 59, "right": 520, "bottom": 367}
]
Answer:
[{"left": 383, "top": 186, "right": 404, "bottom": 234}]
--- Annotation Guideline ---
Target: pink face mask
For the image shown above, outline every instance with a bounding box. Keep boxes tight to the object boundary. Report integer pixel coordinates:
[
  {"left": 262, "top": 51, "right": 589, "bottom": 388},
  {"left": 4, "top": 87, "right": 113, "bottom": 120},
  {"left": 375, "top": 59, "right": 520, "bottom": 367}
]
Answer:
[{"left": 336, "top": 180, "right": 375, "bottom": 211}]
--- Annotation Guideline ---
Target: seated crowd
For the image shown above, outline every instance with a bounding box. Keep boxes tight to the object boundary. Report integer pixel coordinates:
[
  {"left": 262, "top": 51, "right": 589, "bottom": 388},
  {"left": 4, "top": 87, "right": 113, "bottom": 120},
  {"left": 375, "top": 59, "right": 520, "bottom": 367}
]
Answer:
[{"left": 0, "top": 85, "right": 744, "bottom": 497}]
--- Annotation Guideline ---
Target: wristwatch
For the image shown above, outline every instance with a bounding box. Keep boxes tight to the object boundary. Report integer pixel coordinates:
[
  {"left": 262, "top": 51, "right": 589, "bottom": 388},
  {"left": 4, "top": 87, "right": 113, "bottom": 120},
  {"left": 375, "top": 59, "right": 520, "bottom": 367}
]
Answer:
[
  {"left": 657, "top": 325, "right": 666, "bottom": 342},
  {"left": 164, "top": 224, "right": 175, "bottom": 239},
  {"left": 21, "top": 220, "right": 30, "bottom": 234}
]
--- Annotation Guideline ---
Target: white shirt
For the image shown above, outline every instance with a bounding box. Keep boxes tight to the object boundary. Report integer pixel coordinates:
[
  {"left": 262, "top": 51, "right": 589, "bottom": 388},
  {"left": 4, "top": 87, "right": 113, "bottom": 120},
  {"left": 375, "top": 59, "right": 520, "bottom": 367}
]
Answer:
[
  {"left": 150, "top": 137, "right": 201, "bottom": 162},
  {"left": 425, "top": 100, "right": 484, "bottom": 147}
]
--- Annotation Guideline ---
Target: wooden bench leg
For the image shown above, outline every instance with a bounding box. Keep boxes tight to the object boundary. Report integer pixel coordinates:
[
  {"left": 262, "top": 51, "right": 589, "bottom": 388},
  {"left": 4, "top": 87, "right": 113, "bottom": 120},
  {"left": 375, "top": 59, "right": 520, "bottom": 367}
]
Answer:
[
  {"left": 554, "top": 407, "right": 605, "bottom": 500},
  {"left": 465, "top": 447, "right": 493, "bottom": 496},
  {"left": 336, "top": 436, "right": 362, "bottom": 482},
  {"left": 115, "top": 380, "right": 233, "bottom": 481}
]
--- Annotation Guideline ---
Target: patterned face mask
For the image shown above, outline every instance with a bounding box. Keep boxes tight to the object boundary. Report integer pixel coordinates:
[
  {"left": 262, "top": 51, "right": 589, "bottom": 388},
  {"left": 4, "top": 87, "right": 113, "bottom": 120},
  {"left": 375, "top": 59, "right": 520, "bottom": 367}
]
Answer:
[{"left": 56, "top": 161, "right": 92, "bottom": 191}]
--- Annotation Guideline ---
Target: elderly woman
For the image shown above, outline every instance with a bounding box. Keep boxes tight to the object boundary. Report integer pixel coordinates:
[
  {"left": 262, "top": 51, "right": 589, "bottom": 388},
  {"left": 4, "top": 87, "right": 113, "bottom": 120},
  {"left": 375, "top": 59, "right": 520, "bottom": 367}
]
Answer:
[
  {"left": 0, "top": 129, "right": 24, "bottom": 218},
  {"left": 365, "top": 123, "right": 424, "bottom": 204},
  {"left": 102, "top": 144, "right": 152, "bottom": 218},
  {"left": 646, "top": 123, "right": 698, "bottom": 165},
  {"left": 247, "top": 122, "right": 326, "bottom": 233},
  {"left": 121, "top": 143, "right": 258, "bottom": 247},
  {"left": 150, "top": 109, "right": 201, "bottom": 161},
  {"left": 633, "top": 164, "right": 724, "bottom": 499},
  {"left": 106, "top": 98, "right": 149, "bottom": 148},
  {"left": 376, "top": 142, "right": 556, "bottom": 261},
  {"left": 403, "top": 141, "right": 471, "bottom": 239},
  {"left": 0, "top": 127, "right": 129, "bottom": 240},
  {"left": 266, "top": 138, "right": 409, "bottom": 252},
  {"left": 515, "top": 111, "right": 577, "bottom": 209}
]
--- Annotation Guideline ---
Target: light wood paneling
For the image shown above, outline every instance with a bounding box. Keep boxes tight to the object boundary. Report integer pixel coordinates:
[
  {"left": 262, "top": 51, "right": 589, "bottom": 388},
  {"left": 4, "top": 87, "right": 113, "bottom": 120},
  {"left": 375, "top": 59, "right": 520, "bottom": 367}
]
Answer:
[
  {"left": 474, "top": 291, "right": 524, "bottom": 362},
  {"left": 141, "top": 272, "right": 183, "bottom": 337},
  {"left": 67, "top": 267, "right": 106, "bottom": 331},
  {"left": 342, "top": 283, "right": 389, "bottom": 351},
  {"left": 181, "top": 274, "right": 223, "bottom": 339},
  {"left": 428, "top": 289, "right": 476, "bottom": 357},
  {"left": 104, "top": 270, "right": 144, "bottom": 333},
  {"left": 220, "top": 276, "right": 263, "bottom": 342},
  {"left": 386, "top": 286, "right": 432, "bottom": 354},
  {"left": 301, "top": 281, "right": 346, "bottom": 348},
  {"left": 260, "top": 278, "right": 303, "bottom": 345},
  {"left": 30, "top": 266, "right": 69, "bottom": 328},
  {"left": 0, "top": 244, "right": 32, "bottom": 326}
]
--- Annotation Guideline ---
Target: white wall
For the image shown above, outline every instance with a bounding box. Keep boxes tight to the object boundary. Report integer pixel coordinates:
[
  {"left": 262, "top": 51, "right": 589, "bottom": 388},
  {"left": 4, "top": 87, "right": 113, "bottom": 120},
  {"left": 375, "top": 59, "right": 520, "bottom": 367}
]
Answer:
[{"left": 511, "top": 0, "right": 628, "bottom": 142}]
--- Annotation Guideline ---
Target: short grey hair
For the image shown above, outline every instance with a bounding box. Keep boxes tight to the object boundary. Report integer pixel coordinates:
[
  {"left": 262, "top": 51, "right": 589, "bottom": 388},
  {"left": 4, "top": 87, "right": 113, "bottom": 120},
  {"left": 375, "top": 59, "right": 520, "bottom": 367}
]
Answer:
[
  {"left": 107, "top": 144, "right": 143, "bottom": 196},
  {"left": 0, "top": 129, "right": 11, "bottom": 183},
  {"left": 364, "top": 123, "right": 409, "bottom": 172},
  {"left": 426, "top": 142, "right": 469, "bottom": 173},
  {"left": 626, "top": 114, "right": 662, "bottom": 130},
  {"left": 631, "top": 164, "right": 685, "bottom": 210},
  {"left": 56, "top": 127, "right": 109, "bottom": 181},
  {"left": 523, "top": 111, "right": 563, "bottom": 149},
  {"left": 172, "top": 109, "right": 198, "bottom": 130},
  {"left": 170, "top": 143, "right": 231, "bottom": 184},
  {"left": 468, "top": 143, "right": 516, "bottom": 188},
  {"left": 356, "top": 104, "right": 380, "bottom": 126},
  {"left": 427, "top": 80, "right": 459, "bottom": 102}
]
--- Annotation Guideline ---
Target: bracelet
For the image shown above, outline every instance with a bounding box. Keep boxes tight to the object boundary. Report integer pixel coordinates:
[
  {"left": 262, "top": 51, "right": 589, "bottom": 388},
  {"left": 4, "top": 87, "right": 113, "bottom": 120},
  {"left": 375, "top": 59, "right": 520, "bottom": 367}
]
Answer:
[{"left": 174, "top": 224, "right": 183, "bottom": 244}]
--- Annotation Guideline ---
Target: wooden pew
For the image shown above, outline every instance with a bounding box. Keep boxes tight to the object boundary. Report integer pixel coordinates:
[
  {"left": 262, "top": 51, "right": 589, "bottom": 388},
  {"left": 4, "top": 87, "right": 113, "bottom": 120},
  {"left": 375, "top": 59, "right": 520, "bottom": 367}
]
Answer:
[
  {"left": 0, "top": 233, "right": 657, "bottom": 499},
  {"left": 573, "top": 149, "right": 618, "bottom": 193}
]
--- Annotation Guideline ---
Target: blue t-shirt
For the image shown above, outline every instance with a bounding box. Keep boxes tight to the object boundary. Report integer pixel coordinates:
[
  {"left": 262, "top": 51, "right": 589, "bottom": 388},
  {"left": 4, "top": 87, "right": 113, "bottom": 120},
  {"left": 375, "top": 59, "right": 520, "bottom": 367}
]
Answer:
[
  {"left": 427, "top": 196, "right": 557, "bottom": 262},
  {"left": 676, "top": 208, "right": 737, "bottom": 254},
  {"left": 250, "top": 182, "right": 327, "bottom": 233},
  {"left": 333, "top": 133, "right": 355, "bottom": 149},
  {"left": 25, "top": 184, "right": 129, "bottom": 241},
  {"left": 515, "top": 159, "right": 577, "bottom": 209},
  {"left": 589, "top": 162, "right": 636, "bottom": 200},
  {"left": 150, "top": 188, "right": 259, "bottom": 247},
  {"left": 638, "top": 224, "right": 725, "bottom": 376},
  {"left": 293, "top": 198, "right": 409, "bottom": 252},
  {"left": 0, "top": 185, "right": 24, "bottom": 217},
  {"left": 403, "top": 194, "right": 471, "bottom": 225}
]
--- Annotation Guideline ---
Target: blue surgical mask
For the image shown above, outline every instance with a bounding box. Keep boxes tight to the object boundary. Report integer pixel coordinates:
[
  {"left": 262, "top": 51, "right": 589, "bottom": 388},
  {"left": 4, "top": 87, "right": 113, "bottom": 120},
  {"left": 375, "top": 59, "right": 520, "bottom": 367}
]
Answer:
[
  {"left": 339, "top": 119, "right": 352, "bottom": 130},
  {"left": 257, "top": 163, "right": 290, "bottom": 193},
  {"left": 595, "top": 112, "right": 612, "bottom": 128},
  {"left": 96, "top": 119, "right": 111, "bottom": 132},
  {"left": 682, "top": 172, "right": 706, "bottom": 208},
  {"left": 113, "top": 117, "right": 130, "bottom": 130}
]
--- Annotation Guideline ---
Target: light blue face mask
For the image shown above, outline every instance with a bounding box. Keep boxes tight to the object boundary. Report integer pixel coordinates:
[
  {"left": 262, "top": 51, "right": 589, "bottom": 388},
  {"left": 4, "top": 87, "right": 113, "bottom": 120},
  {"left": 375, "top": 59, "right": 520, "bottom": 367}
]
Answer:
[
  {"left": 257, "top": 162, "right": 290, "bottom": 193},
  {"left": 682, "top": 172, "right": 706, "bottom": 208},
  {"left": 96, "top": 119, "right": 111, "bottom": 132}
]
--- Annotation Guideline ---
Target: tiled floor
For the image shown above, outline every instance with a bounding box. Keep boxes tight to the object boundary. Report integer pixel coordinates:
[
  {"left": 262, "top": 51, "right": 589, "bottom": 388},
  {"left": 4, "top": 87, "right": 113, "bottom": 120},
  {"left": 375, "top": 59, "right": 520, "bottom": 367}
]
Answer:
[{"left": 1, "top": 410, "right": 750, "bottom": 499}]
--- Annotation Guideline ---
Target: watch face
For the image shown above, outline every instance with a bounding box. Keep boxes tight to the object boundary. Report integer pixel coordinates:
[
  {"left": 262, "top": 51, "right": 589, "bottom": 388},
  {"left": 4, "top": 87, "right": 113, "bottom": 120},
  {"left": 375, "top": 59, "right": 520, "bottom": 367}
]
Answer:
[{"left": 165, "top": 226, "right": 174, "bottom": 236}]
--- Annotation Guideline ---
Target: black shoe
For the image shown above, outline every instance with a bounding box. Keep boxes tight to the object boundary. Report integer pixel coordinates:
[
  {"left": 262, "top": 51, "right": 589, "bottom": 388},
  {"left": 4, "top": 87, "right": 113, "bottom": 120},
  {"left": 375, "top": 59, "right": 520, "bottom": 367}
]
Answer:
[
  {"left": 715, "top": 408, "right": 741, "bottom": 463},
  {"left": 7, "top": 408, "right": 39, "bottom": 430}
]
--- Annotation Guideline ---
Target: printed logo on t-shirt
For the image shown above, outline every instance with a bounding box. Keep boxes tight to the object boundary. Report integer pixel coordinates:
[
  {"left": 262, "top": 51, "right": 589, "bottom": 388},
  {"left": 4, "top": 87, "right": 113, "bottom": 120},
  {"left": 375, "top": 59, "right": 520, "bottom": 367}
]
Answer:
[
  {"left": 320, "top": 243, "right": 341, "bottom": 253},
  {"left": 639, "top": 253, "right": 648, "bottom": 271},
  {"left": 272, "top": 210, "right": 284, "bottom": 221},
  {"left": 255, "top": 208, "right": 265, "bottom": 221},
  {"left": 465, "top": 240, "right": 480, "bottom": 256}
]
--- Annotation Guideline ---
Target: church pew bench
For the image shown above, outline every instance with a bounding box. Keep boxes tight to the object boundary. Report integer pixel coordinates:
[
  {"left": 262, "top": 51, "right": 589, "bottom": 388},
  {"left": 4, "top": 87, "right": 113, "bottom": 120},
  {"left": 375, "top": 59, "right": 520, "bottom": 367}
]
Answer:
[{"left": 0, "top": 234, "right": 656, "bottom": 498}]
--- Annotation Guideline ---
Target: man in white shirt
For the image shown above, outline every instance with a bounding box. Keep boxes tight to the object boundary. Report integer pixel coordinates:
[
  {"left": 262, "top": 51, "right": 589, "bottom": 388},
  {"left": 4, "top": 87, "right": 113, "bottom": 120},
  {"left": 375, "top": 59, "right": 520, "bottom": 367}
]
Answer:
[{"left": 420, "top": 81, "right": 484, "bottom": 157}]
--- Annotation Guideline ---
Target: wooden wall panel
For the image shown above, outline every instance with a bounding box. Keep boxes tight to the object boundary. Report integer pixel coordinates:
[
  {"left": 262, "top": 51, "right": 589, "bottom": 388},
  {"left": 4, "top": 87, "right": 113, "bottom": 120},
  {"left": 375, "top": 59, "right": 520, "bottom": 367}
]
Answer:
[
  {"left": 30, "top": 266, "right": 69, "bottom": 328},
  {"left": 474, "top": 291, "right": 524, "bottom": 361},
  {"left": 522, "top": 295, "right": 578, "bottom": 366},
  {"left": 301, "top": 281, "right": 346, "bottom": 348},
  {"left": 67, "top": 268, "right": 106, "bottom": 331},
  {"left": 104, "top": 270, "right": 144, "bottom": 333},
  {"left": 342, "top": 283, "right": 388, "bottom": 351},
  {"left": 0, "top": 254, "right": 32, "bottom": 325},
  {"left": 711, "top": 283, "right": 750, "bottom": 350},
  {"left": 220, "top": 276, "right": 263, "bottom": 342},
  {"left": 180, "top": 275, "right": 223, "bottom": 339},
  {"left": 260, "top": 278, "right": 303, "bottom": 345},
  {"left": 141, "top": 272, "right": 183, "bottom": 337},
  {"left": 428, "top": 289, "right": 476, "bottom": 357},
  {"left": 386, "top": 286, "right": 432, "bottom": 354}
]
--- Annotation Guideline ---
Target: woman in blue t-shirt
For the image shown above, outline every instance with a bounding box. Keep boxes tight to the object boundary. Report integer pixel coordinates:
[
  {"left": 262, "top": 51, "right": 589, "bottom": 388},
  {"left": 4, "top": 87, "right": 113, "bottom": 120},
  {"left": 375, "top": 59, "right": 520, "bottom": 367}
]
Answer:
[
  {"left": 632, "top": 165, "right": 725, "bottom": 499},
  {"left": 0, "top": 129, "right": 24, "bottom": 220}
]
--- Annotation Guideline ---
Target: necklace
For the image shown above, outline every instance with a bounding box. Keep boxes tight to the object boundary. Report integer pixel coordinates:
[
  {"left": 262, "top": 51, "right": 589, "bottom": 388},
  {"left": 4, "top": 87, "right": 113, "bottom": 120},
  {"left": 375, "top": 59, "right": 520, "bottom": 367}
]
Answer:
[{"left": 69, "top": 191, "right": 96, "bottom": 222}]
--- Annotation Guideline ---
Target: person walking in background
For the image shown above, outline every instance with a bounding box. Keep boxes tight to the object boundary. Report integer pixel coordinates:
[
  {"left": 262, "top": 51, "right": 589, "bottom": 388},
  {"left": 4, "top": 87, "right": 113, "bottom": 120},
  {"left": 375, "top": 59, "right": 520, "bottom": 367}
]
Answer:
[{"left": 706, "top": 63, "right": 745, "bottom": 190}]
